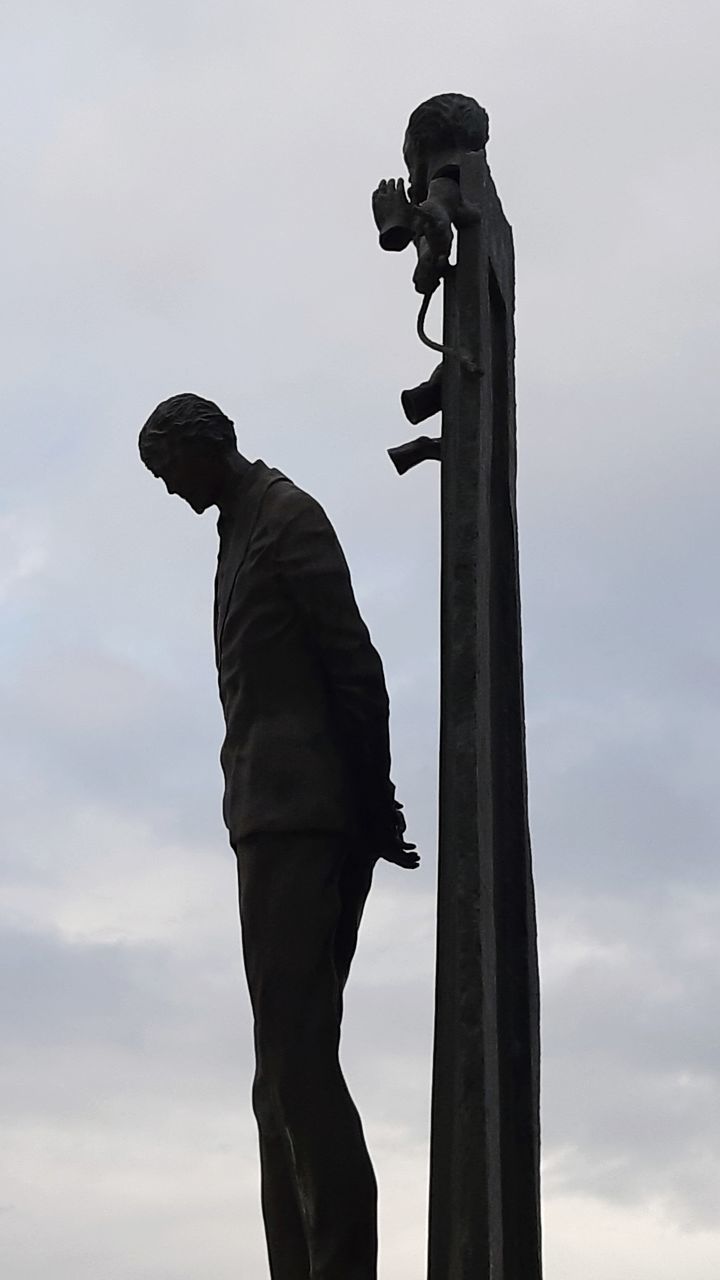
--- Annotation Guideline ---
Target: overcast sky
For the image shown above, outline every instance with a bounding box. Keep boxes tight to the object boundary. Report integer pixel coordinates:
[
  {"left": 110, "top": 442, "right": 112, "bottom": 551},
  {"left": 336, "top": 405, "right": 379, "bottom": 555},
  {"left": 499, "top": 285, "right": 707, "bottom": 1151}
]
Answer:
[{"left": 1, "top": 2, "right": 719, "bottom": 1277}]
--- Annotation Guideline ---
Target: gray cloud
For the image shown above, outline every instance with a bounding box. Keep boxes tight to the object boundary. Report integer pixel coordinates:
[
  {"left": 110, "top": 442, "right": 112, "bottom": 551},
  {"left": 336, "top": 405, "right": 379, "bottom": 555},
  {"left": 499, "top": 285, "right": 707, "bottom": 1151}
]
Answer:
[{"left": 2, "top": 0, "right": 719, "bottom": 1276}]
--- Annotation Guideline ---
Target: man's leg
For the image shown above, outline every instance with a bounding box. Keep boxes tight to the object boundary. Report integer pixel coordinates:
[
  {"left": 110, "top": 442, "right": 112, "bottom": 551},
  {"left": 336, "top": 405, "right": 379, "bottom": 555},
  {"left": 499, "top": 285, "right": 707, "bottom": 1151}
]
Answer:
[
  {"left": 250, "top": 1026, "right": 311, "bottom": 1280},
  {"left": 334, "top": 845, "right": 376, "bottom": 993},
  {"left": 236, "top": 833, "right": 377, "bottom": 1280}
]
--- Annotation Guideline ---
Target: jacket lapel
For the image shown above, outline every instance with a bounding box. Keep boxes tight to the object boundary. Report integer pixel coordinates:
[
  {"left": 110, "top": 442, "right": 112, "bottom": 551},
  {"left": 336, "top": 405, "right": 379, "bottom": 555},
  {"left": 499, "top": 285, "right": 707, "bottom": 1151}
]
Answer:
[{"left": 214, "top": 462, "right": 285, "bottom": 652}]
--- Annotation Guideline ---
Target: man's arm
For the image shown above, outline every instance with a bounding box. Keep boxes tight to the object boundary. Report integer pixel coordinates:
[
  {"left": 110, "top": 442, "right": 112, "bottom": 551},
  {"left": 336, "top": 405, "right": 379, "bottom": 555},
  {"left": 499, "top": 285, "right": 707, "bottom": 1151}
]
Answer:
[{"left": 273, "top": 484, "right": 418, "bottom": 868}]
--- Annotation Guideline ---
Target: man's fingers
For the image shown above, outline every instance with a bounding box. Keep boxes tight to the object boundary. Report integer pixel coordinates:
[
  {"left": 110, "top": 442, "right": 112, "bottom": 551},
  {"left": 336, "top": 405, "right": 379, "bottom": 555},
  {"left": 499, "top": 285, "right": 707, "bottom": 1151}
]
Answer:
[
  {"left": 380, "top": 842, "right": 420, "bottom": 869},
  {"left": 395, "top": 854, "right": 419, "bottom": 869}
]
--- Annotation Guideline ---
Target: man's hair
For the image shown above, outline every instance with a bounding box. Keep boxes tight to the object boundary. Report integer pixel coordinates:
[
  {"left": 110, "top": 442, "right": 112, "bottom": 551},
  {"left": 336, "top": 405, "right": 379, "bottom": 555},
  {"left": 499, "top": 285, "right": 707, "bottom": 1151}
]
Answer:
[
  {"left": 138, "top": 392, "right": 236, "bottom": 470},
  {"left": 404, "top": 93, "right": 489, "bottom": 169}
]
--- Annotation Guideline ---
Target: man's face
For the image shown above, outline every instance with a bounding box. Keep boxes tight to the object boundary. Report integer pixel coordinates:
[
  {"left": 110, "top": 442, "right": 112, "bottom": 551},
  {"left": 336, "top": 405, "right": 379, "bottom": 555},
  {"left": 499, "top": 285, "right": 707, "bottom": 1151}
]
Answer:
[
  {"left": 151, "top": 443, "right": 222, "bottom": 514},
  {"left": 402, "top": 133, "right": 427, "bottom": 204}
]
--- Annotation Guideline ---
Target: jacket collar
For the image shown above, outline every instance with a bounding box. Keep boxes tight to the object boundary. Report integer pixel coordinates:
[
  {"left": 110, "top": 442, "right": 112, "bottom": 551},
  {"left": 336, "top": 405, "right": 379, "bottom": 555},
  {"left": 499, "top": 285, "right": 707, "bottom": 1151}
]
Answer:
[{"left": 214, "top": 460, "right": 284, "bottom": 647}]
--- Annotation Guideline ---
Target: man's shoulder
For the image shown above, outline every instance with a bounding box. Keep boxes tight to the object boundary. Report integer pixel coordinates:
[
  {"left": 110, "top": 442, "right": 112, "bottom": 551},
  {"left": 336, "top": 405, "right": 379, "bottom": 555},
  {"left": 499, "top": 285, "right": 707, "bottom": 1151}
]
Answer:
[{"left": 262, "top": 471, "right": 331, "bottom": 532}]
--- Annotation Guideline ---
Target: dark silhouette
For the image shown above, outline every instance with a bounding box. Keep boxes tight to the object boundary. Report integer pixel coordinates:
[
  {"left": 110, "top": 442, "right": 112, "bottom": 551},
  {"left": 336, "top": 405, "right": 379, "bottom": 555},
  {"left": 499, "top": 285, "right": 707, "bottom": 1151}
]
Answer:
[
  {"left": 139, "top": 392, "right": 416, "bottom": 1280},
  {"left": 373, "top": 94, "right": 490, "bottom": 474},
  {"left": 372, "top": 97, "right": 542, "bottom": 1280}
]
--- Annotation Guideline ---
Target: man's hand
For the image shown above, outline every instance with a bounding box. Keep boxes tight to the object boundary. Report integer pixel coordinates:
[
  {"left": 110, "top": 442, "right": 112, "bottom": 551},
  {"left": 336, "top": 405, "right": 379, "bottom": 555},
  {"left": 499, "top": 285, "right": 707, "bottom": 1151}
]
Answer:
[
  {"left": 412, "top": 238, "right": 445, "bottom": 297},
  {"left": 411, "top": 189, "right": 456, "bottom": 295},
  {"left": 410, "top": 177, "right": 464, "bottom": 295},
  {"left": 378, "top": 800, "right": 419, "bottom": 870},
  {"left": 372, "top": 178, "right": 415, "bottom": 252},
  {"left": 415, "top": 195, "right": 454, "bottom": 263}
]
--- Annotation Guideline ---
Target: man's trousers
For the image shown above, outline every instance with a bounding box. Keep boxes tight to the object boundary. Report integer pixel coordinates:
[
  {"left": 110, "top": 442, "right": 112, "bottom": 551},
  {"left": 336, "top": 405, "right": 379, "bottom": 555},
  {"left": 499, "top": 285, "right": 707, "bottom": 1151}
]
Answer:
[{"left": 234, "top": 832, "right": 377, "bottom": 1280}]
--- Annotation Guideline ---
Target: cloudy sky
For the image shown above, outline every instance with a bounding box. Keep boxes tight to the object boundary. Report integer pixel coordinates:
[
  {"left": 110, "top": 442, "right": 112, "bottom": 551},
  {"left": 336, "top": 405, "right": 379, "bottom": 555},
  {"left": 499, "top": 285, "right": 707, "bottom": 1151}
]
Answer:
[{"left": 1, "top": 1, "right": 719, "bottom": 1276}]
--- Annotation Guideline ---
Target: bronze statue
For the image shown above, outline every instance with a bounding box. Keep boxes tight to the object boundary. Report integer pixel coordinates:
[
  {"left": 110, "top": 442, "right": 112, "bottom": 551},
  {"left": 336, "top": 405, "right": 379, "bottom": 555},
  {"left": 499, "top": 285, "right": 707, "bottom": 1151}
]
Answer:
[
  {"left": 373, "top": 93, "right": 489, "bottom": 298},
  {"left": 372, "top": 95, "right": 543, "bottom": 1280},
  {"left": 372, "top": 93, "right": 490, "bottom": 473},
  {"left": 139, "top": 392, "right": 417, "bottom": 1280}
]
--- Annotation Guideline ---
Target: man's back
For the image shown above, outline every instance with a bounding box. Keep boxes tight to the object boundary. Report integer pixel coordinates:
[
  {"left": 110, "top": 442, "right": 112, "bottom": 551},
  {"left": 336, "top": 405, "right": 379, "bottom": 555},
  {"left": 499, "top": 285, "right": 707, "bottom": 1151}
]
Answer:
[{"left": 215, "top": 461, "right": 392, "bottom": 844}]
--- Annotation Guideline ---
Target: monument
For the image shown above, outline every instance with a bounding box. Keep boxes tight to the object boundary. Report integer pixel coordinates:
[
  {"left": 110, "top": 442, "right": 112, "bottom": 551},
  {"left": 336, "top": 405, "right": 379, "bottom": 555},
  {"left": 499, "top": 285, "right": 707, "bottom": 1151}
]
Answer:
[
  {"left": 372, "top": 93, "right": 542, "bottom": 1279},
  {"left": 139, "top": 393, "right": 417, "bottom": 1280},
  {"left": 138, "top": 90, "right": 541, "bottom": 1280}
]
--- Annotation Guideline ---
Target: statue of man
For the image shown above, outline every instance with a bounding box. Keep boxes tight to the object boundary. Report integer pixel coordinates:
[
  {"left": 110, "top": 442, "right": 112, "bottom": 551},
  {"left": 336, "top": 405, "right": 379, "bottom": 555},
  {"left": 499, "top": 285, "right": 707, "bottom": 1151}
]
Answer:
[
  {"left": 373, "top": 92, "right": 490, "bottom": 296},
  {"left": 139, "top": 392, "right": 417, "bottom": 1280}
]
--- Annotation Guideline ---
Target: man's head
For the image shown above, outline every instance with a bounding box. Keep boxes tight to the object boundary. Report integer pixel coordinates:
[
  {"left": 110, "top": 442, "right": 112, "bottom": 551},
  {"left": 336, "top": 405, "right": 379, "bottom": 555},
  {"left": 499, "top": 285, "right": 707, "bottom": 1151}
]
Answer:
[
  {"left": 403, "top": 93, "right": 489, "bottom": 202},
  {"left": 139, "top": 393, "right": 238, "bottom": 513}
]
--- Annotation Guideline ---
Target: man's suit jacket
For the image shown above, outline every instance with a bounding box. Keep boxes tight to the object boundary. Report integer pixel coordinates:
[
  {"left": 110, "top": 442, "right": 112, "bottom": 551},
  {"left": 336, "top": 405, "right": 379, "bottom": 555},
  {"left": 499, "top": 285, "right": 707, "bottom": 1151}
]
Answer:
[{"left": 214, "top": 460, "right": 395, "bottom": 847}]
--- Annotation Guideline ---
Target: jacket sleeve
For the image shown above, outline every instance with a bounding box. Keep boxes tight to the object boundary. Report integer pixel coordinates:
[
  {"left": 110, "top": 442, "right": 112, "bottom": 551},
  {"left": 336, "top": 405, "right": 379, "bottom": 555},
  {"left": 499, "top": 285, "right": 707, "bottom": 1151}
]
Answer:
[{"left": 272, "top": 485, "right": 397, "bottom": 844}]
